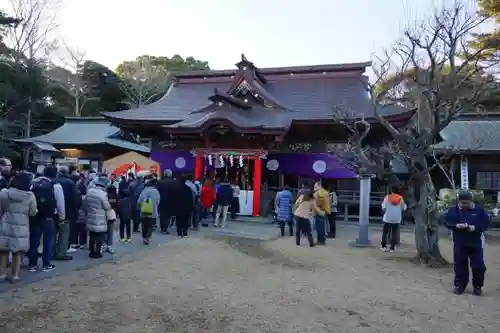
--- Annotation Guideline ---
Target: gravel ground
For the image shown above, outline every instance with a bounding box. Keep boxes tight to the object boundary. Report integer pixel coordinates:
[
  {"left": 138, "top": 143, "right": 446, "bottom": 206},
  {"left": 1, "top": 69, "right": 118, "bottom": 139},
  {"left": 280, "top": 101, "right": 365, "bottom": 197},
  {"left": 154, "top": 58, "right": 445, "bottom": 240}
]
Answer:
[{"left": 1, "top": 229, "right": 500, "bottom": 333}]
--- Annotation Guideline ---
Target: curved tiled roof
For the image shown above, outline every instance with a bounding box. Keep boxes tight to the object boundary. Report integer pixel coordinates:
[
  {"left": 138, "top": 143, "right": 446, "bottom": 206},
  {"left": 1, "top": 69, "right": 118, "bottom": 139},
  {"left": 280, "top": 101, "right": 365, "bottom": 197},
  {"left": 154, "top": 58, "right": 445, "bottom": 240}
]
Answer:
[
  {"left": 164, "top": 105, "right": 292, "bottom": 133},
  {"left": 433, "top": 118, "right": 500, "bottom": 152},
  {"left": 103, "top": 56, "right": 409, "bottom": 125},
  {"left": 15, "top": 117, "right": 149, "bottom": 153}
]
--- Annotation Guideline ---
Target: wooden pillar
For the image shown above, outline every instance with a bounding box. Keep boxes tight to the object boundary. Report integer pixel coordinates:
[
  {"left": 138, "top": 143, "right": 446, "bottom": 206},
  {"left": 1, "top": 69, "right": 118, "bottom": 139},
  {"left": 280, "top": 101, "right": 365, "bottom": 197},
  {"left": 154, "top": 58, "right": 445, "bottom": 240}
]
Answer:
[
  {"left": 252, "top": 157, "right": 262, "bottom": 216},
  {"left": 194, "top": 156, "right": 203, "bottom": 181},
  {"left": 278, "top": 173, "right": 284, "bottom": 189}
]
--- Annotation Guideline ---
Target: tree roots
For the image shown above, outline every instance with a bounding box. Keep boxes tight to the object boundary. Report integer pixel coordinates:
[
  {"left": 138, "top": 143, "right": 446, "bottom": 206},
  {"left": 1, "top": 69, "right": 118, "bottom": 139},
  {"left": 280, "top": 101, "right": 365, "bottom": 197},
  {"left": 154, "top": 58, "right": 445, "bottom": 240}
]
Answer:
[{"left": 411, "top": 252, "right": 450, "bottom": 268}]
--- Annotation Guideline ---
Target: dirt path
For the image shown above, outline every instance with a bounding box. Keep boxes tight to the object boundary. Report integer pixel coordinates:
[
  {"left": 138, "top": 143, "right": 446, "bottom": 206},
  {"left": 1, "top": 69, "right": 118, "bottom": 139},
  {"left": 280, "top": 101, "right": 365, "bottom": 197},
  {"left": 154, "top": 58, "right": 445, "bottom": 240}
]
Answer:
[{"left": 1, "top": 230, "right": 499, "bottom": 333}]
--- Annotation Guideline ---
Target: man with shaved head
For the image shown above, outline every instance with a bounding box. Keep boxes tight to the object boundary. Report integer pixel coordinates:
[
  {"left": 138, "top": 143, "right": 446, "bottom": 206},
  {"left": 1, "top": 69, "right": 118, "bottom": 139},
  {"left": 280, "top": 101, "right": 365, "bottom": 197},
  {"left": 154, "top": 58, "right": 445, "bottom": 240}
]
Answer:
[{"left": 0, "top": 158, "right": 12, "bottom": 190}]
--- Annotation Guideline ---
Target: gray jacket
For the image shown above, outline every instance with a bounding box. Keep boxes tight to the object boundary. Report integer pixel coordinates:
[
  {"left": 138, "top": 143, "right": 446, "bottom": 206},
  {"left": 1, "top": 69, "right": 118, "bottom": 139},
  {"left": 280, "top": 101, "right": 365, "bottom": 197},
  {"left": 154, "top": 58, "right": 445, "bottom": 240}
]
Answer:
[
  {"left": 0, "top": 188, "right": 37, "bottom": 252},
  {"left": 137, "top": 185, "right": 160, "bottom": 218},
  {"left": 83, "top": 186, "right": 111, "bottom": 232}
]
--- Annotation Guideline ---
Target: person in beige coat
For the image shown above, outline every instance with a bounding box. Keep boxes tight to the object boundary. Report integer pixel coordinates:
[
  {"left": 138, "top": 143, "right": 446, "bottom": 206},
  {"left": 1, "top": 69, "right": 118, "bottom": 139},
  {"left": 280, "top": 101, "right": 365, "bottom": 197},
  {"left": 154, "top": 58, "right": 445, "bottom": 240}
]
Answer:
[
  {"left": 82, "top": 177, "right": 111, "bottom": 258},
  {"left": 0, "top": 171, "right": 37, "bottom": 283}
]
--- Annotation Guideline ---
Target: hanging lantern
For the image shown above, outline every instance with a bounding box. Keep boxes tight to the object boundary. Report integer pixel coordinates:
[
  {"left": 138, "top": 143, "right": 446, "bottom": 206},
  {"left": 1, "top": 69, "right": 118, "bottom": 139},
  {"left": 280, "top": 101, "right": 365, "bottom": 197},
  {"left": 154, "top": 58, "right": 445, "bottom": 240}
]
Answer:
[
  {"left": 239, "top": 155, "right": 243, "bottom": 168},
  {"left": 208, "top": 154, "right": 212, "bottom": 166},
  {"left": 229, "top": 154, "right": 234, "bottom": 167},
  {"left": 219, "top": 155, "right": 225, "bottom": 168}
]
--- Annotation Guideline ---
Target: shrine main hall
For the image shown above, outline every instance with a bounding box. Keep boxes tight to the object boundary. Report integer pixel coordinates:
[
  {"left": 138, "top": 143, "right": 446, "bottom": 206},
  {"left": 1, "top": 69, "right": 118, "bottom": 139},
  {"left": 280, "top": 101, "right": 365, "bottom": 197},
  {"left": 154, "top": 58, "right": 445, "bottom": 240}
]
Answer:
[{"left": 104, "top": 54, "right": 411, "bottom": 216}]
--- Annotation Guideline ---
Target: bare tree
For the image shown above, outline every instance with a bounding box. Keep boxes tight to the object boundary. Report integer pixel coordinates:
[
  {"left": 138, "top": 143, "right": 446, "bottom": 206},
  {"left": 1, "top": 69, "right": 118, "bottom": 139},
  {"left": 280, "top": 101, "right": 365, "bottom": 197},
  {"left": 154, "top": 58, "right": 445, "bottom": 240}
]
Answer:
[
  {"left": 118, "top": 62, "right": 171, "bottom": 108},
  {"left": 335, "top": 1, "right": 497, "bottom": 266},
  {"left": 6, "top": 0, "right": 59, "bottom": 62},
  {"left": 48, "top": 42, "right": 96, "bottom": 116},
  {"left": 4, "top": 0, "right": 60, "bottom": 139}
]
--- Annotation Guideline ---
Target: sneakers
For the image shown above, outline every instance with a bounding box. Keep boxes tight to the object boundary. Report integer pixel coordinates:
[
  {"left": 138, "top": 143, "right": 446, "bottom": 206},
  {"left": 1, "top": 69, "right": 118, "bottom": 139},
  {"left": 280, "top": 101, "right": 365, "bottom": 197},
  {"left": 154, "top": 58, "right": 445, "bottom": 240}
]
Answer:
[
  {"left": 119, "top": 238, "right": 127, "bottom": 243},
  {"left": 10, "top": 276, "right": 20, "bottom": 284},
  {"left": 126, "top": 238, "right": 132, "bottom": 243},
  {"left": 42, "top": 264, "right": 56, "bottom": 272},
  {"left": 106, "top": 247, "right": 115, "bottom": 254},
  {"left": 0, "top": 274, "right": 6, "bottom": 281},
  {"left": 28, "top": 266, "right": 38, "bottom": 273},
  {"left": 67, "top": 247, "right": 78, "bottom": 253},
  {"left": 453, "top": 286, "right": 465, "bottom": 295},
  {"left": 473, "top": 287, "right": 483, "bottom": 296},
  {"left": 380, "top": 247, "right": 388, "bottom": 252}
]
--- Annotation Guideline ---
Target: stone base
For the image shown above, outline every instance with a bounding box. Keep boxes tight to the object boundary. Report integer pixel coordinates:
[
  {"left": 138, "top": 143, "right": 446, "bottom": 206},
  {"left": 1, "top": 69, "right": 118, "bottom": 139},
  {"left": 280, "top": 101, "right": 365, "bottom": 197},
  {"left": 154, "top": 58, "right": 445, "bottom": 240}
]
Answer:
[{"left": 348, "top": 239, "right": 374, "bottom": 248}]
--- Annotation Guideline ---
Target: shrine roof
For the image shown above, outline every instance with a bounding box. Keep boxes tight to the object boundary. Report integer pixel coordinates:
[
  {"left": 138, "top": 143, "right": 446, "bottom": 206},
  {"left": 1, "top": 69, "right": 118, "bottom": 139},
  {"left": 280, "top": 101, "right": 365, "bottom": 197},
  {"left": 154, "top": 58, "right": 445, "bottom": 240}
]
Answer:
[
  {"left": 14, "top": 117, "right": 150, "bottom": 152},
  {"left": 433, "top": 115, "right": 500, "bottom": 153},
  {"left": 103, "top": 55, "right": 408, "bottom": 125},
  {"left": 163, "top": 105, "right": 292, "bottom": 134}
]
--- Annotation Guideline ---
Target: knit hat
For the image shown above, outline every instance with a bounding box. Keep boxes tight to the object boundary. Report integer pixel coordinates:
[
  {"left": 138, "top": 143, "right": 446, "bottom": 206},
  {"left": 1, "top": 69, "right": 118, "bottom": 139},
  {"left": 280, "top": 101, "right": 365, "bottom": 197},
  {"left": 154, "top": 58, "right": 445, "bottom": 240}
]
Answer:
[{"left": 458, "top": 190, "right": 473, "bottom": 201}]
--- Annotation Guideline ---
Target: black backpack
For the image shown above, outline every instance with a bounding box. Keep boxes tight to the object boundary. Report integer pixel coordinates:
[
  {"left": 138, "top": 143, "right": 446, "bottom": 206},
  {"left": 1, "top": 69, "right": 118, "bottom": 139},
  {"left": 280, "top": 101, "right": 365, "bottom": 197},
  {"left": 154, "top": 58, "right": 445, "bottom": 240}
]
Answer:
[{"left": 32, "top": 178, "right": 57, "bottom": 218}]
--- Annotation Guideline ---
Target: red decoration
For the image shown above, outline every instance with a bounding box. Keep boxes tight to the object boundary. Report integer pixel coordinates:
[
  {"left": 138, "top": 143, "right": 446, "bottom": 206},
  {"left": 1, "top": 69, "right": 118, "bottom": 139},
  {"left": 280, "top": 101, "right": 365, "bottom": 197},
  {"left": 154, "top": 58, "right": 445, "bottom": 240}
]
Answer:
[
  {"left": 252, "top": 157, "right": 262, "bottom": 216},
  {"left": 194, "top": 156, "right": 203, "bottom": 181}
]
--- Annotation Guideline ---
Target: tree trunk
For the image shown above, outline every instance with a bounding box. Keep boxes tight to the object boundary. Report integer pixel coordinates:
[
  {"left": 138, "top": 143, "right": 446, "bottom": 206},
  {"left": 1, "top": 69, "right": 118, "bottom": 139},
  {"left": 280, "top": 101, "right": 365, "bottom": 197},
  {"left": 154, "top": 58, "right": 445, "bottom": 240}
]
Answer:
[{"left": 410, "top": 171, "right": 450, "bottom": 268}]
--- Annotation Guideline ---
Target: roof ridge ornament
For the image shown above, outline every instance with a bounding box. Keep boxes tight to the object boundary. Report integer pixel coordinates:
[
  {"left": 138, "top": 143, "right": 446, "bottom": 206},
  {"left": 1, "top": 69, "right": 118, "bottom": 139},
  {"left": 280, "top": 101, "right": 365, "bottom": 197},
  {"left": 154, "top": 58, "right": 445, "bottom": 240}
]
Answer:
[{"left": 208, "top": 88, "right": 251, "bottom": 110}]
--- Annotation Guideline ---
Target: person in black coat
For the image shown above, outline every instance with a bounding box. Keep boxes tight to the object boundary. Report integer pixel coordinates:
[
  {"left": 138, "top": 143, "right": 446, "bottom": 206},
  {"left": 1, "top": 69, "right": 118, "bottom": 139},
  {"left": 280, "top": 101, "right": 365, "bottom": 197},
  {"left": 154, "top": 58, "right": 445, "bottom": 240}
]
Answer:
[
  {"left": 171, "top": 176, "right": 195, "bottom": 237},
  {"left": 129, "top": 174, "right": 145, "bottom": 233},
  {"left": 56, "top": 166, "right": 81, "bottom": 260},
  {"left": 118, "top": 183, "right": 133, "bottom": 241},
  {"left": 157, "top": 169, "right": 176, "bottom": 234}
]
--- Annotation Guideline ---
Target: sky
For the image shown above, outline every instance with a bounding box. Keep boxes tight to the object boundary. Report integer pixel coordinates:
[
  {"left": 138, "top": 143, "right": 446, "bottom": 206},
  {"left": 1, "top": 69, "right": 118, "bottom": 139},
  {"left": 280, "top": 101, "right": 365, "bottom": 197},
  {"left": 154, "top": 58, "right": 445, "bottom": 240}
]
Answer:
[{"left": 1, "top": 0, "right": 480, "bottom": 71}]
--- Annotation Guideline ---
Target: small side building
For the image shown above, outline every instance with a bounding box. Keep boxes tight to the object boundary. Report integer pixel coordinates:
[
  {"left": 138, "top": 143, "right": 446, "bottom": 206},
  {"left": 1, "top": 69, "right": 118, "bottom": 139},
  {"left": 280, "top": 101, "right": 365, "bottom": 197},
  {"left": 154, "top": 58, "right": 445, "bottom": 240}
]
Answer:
[
  {"left": 15, "top": 117, "right": 150, "bottom": 172},
  {"left": 433, "top": 113, "right": 500, "bottom": 199}
]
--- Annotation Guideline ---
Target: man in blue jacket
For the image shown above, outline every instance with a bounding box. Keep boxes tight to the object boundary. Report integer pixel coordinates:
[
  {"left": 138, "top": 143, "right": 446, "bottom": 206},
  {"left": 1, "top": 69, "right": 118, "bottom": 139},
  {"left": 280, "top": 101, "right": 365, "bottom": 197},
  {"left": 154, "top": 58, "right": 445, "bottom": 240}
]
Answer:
[
  {"left": 444, "top": 190, "right": 489, "bottom": 295},
  {"left": 214, "top": 178, "right": 233, "bottom": 227}
]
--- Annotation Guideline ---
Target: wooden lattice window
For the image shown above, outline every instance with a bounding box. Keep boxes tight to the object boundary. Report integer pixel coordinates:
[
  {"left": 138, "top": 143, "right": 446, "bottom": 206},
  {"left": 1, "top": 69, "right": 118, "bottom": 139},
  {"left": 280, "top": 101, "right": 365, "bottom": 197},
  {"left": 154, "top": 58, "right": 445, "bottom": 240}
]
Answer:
[{"left": 476, "top": 171, "right": 500, "bottom": 190}]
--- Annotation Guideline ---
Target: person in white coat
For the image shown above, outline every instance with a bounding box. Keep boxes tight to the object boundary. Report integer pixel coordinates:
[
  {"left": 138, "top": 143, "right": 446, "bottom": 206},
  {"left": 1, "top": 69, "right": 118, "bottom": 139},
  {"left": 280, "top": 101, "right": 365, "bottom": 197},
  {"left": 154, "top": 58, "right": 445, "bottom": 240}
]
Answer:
[{"left": 83, "top": 177, "right": 112, "bottom": 258}]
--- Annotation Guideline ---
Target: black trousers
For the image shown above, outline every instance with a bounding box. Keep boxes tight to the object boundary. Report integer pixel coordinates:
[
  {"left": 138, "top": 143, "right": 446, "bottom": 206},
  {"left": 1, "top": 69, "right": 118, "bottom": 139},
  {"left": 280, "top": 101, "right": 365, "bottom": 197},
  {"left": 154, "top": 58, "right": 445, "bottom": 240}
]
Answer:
[
  {"left": 75, "top": 223, "right": 87, "bottom": 246},
  {"left": 120, "top": 218, "right": 131, "bottom": 239},
  {"left": 176, "top": 215, "right": 190, "bottom": 236},
  {"left": 454, "top": 245, "right": 486, "bottom": 289},
  {"left": 68, "top": 216, "right": 78, "bottom": 247},
  {"left": 295, "top": 217, "right": 314, "bottom": 246},
  {"left": 327, "top": 212, "right": 337, "bottom": 238},
  {"left": 381, "top": 223, "right": 399, "bottom": 249},
  {"left": 88, "top": 231, "right": 105, "bottom": 256},
  {"left": 279, "top": 220, "right": 294, "bottom": 237},
  {"left": 160, "top": 213, "right": 172, "bottom": 232},
  {"left": 132, "top": 210, "right": 141, "bottom": 232},
  {"left": 141, "top": 217, "right": 155, "bottom": 239}
]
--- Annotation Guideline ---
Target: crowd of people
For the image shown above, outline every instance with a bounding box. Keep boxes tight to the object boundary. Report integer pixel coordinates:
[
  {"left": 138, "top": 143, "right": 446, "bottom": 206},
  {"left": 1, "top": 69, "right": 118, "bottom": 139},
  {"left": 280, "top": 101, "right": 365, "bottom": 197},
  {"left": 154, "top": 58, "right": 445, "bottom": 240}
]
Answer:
[
  {"left": 0, "top": 156, "right": 490, "bottom": 294},
  {"left": 0, "top": 158, "right": 242, "bottom": 283}
]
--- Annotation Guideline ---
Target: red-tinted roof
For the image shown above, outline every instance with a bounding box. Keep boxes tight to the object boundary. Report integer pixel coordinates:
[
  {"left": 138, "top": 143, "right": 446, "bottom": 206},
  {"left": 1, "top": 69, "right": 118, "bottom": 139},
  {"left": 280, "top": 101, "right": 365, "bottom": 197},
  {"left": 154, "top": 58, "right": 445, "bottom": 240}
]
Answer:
[{"left": 103, "top": 56, "right": 406, "bottom": 124}]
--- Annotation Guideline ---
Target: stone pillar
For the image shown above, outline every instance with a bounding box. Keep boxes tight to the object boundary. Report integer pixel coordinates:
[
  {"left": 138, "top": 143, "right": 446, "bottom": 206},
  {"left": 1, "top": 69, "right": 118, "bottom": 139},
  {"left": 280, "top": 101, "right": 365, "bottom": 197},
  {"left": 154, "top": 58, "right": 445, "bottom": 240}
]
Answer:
[{"left": 349, "top": 174, "right": 374, "bottom": 247}]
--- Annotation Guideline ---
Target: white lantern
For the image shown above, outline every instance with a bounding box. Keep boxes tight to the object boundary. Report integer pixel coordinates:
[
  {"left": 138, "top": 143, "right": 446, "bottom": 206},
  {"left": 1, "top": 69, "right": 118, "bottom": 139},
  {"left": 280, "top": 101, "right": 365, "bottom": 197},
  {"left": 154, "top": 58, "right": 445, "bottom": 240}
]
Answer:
[
  {"left": 239, "top": 155, "right": 244, "bottom": 167},
  {"left": 220, "top": 155, "right": 225, "bottom": 168},
  {"left": 208, "top": 155, "right": 212, "bottom": 166},
  {"left": 229, "top": 155, "right": 234, "bottom": 167}
]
